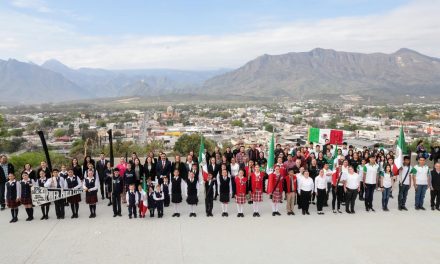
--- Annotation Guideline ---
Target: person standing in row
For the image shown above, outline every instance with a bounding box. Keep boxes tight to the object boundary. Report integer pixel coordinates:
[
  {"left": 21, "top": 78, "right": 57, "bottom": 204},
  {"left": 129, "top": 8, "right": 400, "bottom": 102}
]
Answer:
[
  {"left": 5, "top": 173, "right": 20, "bottom": 223},
  {"left": 283, "top": 169, "right": 297, "bottom": 216},
  {"left": 186, "top": 171, "right": 199, "bottom": 217},
  {"left": 0, "top": 155, "right": 15, "bottom": 211},
  {"left": 331, "top": 165, "right": 344, "bottom": 214},
  {"left": 298, "top": 171, "right": 314, "bottom": 215},
  {"left": 235, "top": 169, "right": 247, "bottom": 217},
  {"left": 111, "top": 169, "right": 123, "bottom": 217},
  {"left": 204, "top": 173, "right": 216, "bottom": 217},
  {"left": 268, "top": 166, "right": 284, "bottom": 216},
  {"left": 314, "top": 170, "right": 328, "bottom": 215},
  {"left": 44, "top": 169, "right": 67, "bottom": 219},
  {"left": 380, "top": 165, "right": 393, "bottom": 211},
  {"left": 398, "top": 156, "right": 412, "bottom": 211},
  {"left": 363, "top": 156, "right": 379, "bottom": 212},
  {"left": 66, "top": 168, "right": 82, "bottom": 218},
  {"left": 250, "top": 164, "right": 264, "bottom": 217},
  {"left": 20, "top": 171, "right": 34, "bottom": 221},
  {"left": 126, "top": 184, "right": 138, "bottom": 219},
  {"left": 162, "top": 177, "right": 170, "bottom": 207},
  {"left": 83, "top": 170, "right": 98, "bottom": 218},
  {"left": 218, "top": 169, "right": 232, "bottom": 217},
  {"left": 170, "top": 169, "right": 186, "bottom": 217},
  {"left": 96, "top": 153, "right": 108, "bottom": 200},
  {"left": 153, "top": 184, "right": 164, "bottom": 218},
  {"left": 37, "top": 170, "right": 50, "bottom": 220},
  {"left": 343, "top": 166, "right": 361, "bottom": 214},
  {"left": 411, "top": 157, "right": 430, "bottom": 210},
  {"left": 430, "top": 163, "right": 440, "bottom": 211}
]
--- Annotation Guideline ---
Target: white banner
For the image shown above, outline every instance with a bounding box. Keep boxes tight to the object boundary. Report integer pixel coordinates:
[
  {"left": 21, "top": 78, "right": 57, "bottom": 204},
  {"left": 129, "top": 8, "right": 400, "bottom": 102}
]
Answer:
[{"left": 31, "top": 186, "right": 83, "bottom": 206}]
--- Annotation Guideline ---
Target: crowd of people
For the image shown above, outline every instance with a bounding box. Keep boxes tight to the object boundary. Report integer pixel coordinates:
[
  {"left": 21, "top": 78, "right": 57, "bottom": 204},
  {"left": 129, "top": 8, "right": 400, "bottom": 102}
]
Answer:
[{"left": 1, "top": 139, "right": 439, "bottom": 223}]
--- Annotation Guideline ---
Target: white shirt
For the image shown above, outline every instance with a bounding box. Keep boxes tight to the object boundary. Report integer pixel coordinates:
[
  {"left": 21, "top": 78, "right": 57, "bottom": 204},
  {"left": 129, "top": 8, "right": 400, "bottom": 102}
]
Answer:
[
  {"left": 411, "top": 165, "right": 430, "bottom": 185},
  {"left": 298, "top": 177, "right": 314, "bottom": 194},
  {"left": 342, "top": 172, "right": 360, "bottom": 190},
  {"left": 44, "top": 177, "right": 67, "bottom": 189},
  {"left": 230, "top": 163, "right": 240, "bottom": 177},
  {"left": 363, "top": 163, "right": 379, "bottom": 184},
  {"left": 314, "top": 176, "right": 328, "bottom": 192},
  {"left": 381, "top": 172, "right": 393, "bottom": 188},
  {"left": 399, "top": 165, "right": 412, "bottom": 185}
]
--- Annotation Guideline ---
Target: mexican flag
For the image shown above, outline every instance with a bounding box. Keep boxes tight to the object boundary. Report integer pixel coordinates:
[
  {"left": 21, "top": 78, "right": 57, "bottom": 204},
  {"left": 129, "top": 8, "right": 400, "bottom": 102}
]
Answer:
[
  {"left": 394, "top": 126, "right": 407, "bottom": 169},
  {"left": 266, "top": 133, "right": 275, "bottom": 173},
  {"left": 198, "top": 136, "right": 209, "bottom": 181},
  {"left": 308, "top": 127, "right": 343, "bottom": 145}
]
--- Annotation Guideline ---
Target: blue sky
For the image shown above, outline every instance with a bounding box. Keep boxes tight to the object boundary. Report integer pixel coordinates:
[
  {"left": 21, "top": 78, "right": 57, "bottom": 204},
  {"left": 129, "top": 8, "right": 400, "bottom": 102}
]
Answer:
[{"left": 0, "top": 0, "right": 439, "bottom": 69}]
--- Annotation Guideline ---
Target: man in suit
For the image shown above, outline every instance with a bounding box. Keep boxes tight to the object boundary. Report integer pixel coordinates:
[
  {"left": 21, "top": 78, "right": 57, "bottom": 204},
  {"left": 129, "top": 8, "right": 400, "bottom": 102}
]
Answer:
[
  {"left": 95, "top": 152, "right": 108, "bottom": 200},
  {"left": 248, "top": 144, "right": 260, "bottom": 162},
  {"left": 0, "top": 155, "right": 15, "bottom": 210},
  {"left": 208, "top": 157, "right": 220, "bottom": 199},
  {"left": 156, "top": 153, "right": 171, "bottom": 184},
  {"left": 185, "top": 155, "right": 195, "bottom": 176}
]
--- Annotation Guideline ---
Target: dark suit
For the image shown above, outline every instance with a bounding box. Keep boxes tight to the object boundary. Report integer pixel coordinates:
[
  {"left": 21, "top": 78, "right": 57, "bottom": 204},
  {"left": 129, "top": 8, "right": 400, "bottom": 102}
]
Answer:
[
  {"left": 96, "top": 159, "right": 108, "bottom": 199},
  {"left": 156, "top": 160, "right": 171, "bottom": 184},
  {"left": 248, "top": 149, "right": 260, "bottom": 162},
  {"left": 172, "top": 161, "right": 188, "bottom": 180},
  {"left": 207, "top": 163, "right": 220, "bottom": 179}
]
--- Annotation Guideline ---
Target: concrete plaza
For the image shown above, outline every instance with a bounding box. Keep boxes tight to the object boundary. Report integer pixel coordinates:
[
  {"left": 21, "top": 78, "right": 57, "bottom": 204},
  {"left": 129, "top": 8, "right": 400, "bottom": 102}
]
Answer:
[{"left": 0, "top": 188, "right": 438, "bottom": 264}]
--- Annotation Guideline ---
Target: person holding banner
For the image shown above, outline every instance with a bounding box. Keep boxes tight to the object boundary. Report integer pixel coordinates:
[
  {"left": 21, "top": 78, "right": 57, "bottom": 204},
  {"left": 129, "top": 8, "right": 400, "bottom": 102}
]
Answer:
[
  {"left": 5, "top": 173, "right": 21, "bottom": 223},
  {"left": 37, "top": 170, "right": 50, "bottom": 220},
  {"left": 44, "top": 169, "right": 67, "bottom": 219},
  {"left": 83, "top": 170, "right": 99, "bottom": 218},
  {"left": 66, "top": 168, "right": 82, "bottom": 218},
  {"left": 20, "top": 171, "right": 34, "bottom": 221}
]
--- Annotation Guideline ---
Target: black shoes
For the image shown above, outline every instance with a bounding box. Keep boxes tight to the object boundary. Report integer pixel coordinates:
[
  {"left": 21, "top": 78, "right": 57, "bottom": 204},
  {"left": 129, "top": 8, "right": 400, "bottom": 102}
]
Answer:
[
  {"left": 113, "top": 214, "right": 117, "bottom": 217},
  {"left": 189, "top": 213, "right": 197, "bottom": 217},
  {"left": 107, "top": 202, "right": 112, "bottom": 206},
  {"left": 236, "top": 213, "right": 244, "bottom": 217},
  {"left": 221, "top": 212, "right": 228, "bottom": 217}
]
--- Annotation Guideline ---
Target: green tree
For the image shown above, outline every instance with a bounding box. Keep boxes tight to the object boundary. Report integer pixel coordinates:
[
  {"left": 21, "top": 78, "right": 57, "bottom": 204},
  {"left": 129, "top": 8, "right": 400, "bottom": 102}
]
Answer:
[
  {"left": 9, "top": 129, "right": 23, "bottom": 137},
  {"left": 145, "top": 140, "right": 165, "bottom": 154},
  {"left": 53, "top": 129, "right": 67, "bottom": 138},
  {"left": 40, "top": 118, "right": 54, "bottom": 128},
  {"left": 408, "top": 138, "right": 437, "bottom": 153},
  {"left": 10, "top": 151, "right": 70, "bottom": 178},
  {"left": 96, "top": 120, "right": 107, "bottom": 128},
  {"left": 173, "top": 133, "right": 216, "bottom": 156},
  {"left": 264, "top": 123, "right": 274, "bottom": 132},
  {"left": 0, "top": 138, "right": 27, "bottom": 153},
  {"left": 231, "top": 120, "right": 244, "bottom": 127}
]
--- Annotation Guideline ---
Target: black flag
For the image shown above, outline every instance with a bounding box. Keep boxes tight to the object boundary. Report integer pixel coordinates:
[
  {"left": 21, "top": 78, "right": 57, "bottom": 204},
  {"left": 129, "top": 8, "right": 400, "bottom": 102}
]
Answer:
[
  {"left": 37, "top": 130, "right": 52, "bottom": 172},
  {"left": 107, "top": 129, "right": 114, "bottom": 167}
]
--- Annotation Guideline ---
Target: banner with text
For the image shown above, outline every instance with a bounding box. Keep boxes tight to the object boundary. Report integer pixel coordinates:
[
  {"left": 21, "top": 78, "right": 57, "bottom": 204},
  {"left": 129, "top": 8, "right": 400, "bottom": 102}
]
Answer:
[{"left": 31, "top": 186, "right": 83, "bottom": 206}]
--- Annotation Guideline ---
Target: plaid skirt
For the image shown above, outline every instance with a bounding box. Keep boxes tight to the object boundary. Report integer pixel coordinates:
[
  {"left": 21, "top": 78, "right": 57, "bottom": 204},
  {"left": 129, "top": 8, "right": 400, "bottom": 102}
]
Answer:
[
  {"left": 252, "top": 190, "right": 263, "bottom": 202},
  {"left": 85, "top": 192, "right": 98, "bottom": 204},
  {"left": 7, "top": 199, "right": 21, "bottom": 208},
  {"left": 20, "top": 197, "right": 33, "bottom": 206},
  {"left": 272, "top": 190, "right": 282, "bottom": 203},
  {"left": 235, "top": 193, "right": 246, "bottom": 204},
  {"left": 67, "top": 194, "right": 82, "bottom": 204}
]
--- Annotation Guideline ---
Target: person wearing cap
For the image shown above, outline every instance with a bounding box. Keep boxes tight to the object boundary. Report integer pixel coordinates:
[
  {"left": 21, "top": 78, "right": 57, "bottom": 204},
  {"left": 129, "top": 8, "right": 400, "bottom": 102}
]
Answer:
[
  {"left": 111, "top": 168, "right": 123, "bottom": 217},
  {"left": 363, "top": 156, "right": 379, "bottom": 212},
  {"left": 411, "top": 157, "right": 431, "bottom": 210},
  {"left": 398, "top": 156, "right": 412, "bottom": 211},
  {"left": 44, "top": 169, "right": 67, "bottom": 219}
]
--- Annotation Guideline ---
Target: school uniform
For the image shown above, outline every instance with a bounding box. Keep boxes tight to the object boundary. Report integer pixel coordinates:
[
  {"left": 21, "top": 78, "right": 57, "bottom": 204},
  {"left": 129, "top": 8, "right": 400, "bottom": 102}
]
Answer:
[
  {"left": 363, "top": 163, "right": 379, "bottom": 211},
  {"left": 20, "top": 179, "right": 34, "bottom": 220},
  {"left": 126, "top": 190, "right": 139, "bottom": 218},
  {"left": 283, "top": 175, "right": 297, "bottom": 215},
  {"left": 218, "top": 176, "right": 232, "bottom": 203},
  {"left": 138, "top": 190, "right": 147, "bottom": 217},
  {"left": 83, "top": 177, "right": 98, "bottom": 218},
  {"left": 44, "top": 177, "right": 67, "bottom": 219},
  {"left": 341, "top": 172, "right": 360, "bottom": 213},
  {"left": 251, "top": 172, "right": 264, "bottom": 203},
  {"left": 162, "top": 183, "right": 170, "bottom": 207},
  {"left": 153, "top": 191, "right": 164, "bottom": 217},
  {"left": 314, "top": 175, "right": 328, "bottom": 213},
  {"left": 205, "top": 179, "right": 216, "bottom": 216},
  {"left": 5, "top": 179, "right": 21, "bottom": 222},
  {"left": 37, "top": 177, "right": 50, "bottom": 219},
  {"left": 298, "top": 177, "right": 314, "bottom": 214},
  {"left": 411, "top": 165, "right": 430, "bottom": 209},
  {"left": 148, "top": 192, "right": 156, "bottom": 217},
  {"left": 431, "top": 169, "right": 440, "bottom": 210},
  {"left": 398, "top": 165, "right": 412, "bottom": 210},
  {"left": 111, "top": 176, "right": 123, "bottom": 216},
  {"left": 268, "top": 173, "right": 283, "bottom": 204},
  {"left": 380, "top": 172, "right": 393, "bottom": 210},
  {"left": 234, "top": 176, "right": 247, "bottom": 205},
  {"left": 104, "top": 168, "right": 113, "bottom": 204},
  {"left": 331, "top": 168, "right": 344, "bottom": 212},
  {"left": 66, "top": 175, "right": 82, "bottom": 218}
]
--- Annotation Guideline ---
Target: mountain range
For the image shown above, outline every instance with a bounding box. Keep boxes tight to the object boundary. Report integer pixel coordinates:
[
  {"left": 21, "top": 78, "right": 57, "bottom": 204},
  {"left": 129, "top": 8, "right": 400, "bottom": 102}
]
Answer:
[{"left": 1, "top": 48, "right": 440, "bottom": 104}]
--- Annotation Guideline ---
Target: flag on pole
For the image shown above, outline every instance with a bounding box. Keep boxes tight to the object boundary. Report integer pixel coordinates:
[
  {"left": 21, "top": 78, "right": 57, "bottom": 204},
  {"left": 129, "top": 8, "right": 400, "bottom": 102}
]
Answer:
[
  {"left": 266, "top": 133, "right": 275, "bottom": 173},
  {"left": 198, "top": 135, "right": 209, "bottom": 181},
  {"left": 394, "top": 126, "right": 407, "bottom": 169},
  {"left": 308, "top": 127, "right": 343, "bottom": 145}
]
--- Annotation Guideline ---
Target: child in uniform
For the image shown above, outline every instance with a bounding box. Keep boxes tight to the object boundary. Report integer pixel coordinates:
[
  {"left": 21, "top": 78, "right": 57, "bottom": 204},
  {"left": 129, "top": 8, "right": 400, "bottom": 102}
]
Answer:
[
  {"left": 153, "top": 184, "right": 164, "bottom": 218},
  {"left": 37, "top": 170, "right": 50, "bottom": 220},
  {"left": 5, "top": 173, "right": 21, "bottom": 223},
  {"left": 20, "top": 171, "right": 34, "bottom": 221},
  {"left": 66, "top": 168, "right": 82, "bottom": 218},
  {"left": 126, "top": 184, "right": 138, "bottom": 219},
  {"left": 83, "top": 170, "right": 98, "bottom": 218}
]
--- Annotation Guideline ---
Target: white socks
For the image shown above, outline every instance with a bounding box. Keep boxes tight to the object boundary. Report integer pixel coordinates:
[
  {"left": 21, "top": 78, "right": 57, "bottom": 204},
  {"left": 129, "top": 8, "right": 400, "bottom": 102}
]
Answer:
[
  {"left": 253, "top": 202, "right": 259, "bottom": 212},
  {"left": 190, "top": 205, "right": 195, "bottom": 213},
  {"left": 221, "top": 203, "right": 228, "bottom": 212},
  {"left": 236, "top": 204, "right": 244, "bottom": 213},
  {"left": 174, "top": 203, "right": 179, "bottom": 213},
  {"left": 271, "top": 203, "right": 279, "bottom": 212}
]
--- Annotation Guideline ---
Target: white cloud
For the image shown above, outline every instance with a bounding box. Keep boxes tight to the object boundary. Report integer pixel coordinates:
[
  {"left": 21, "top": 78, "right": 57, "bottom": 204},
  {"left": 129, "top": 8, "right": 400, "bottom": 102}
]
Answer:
[
  {"left": 1, "top": 0, "right": 440, "bottom": 70},
  {"left": 10, "top": 0, "right": 51, "bottom": 13}
]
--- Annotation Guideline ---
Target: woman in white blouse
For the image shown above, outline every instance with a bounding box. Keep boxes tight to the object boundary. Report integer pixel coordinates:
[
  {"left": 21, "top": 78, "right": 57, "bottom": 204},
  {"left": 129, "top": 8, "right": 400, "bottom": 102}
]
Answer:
[{"left": 298, "top": 171, "right": 314, "bottom": 215}]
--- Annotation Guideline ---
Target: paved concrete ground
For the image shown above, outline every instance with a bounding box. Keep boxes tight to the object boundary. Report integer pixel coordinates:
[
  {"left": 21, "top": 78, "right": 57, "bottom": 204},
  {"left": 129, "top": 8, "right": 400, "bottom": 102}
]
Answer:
[{"left": 0, "top": 188, "right": 439, "bottom": 264}]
